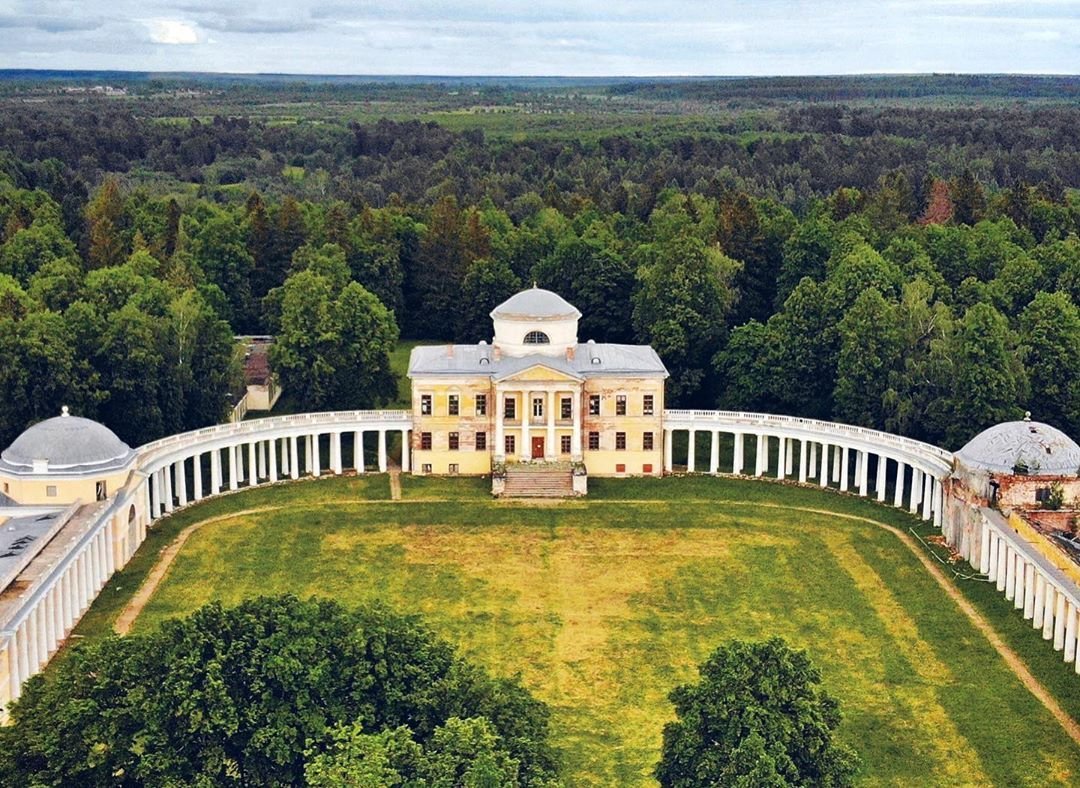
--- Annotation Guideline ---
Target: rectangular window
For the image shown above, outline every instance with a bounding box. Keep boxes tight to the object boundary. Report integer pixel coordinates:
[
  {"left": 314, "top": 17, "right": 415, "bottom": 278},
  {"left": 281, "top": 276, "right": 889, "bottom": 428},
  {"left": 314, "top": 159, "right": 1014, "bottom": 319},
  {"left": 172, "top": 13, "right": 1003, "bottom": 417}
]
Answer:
[
  {"left": 505, "top": 435, "right": 516, "bottom": 455},
  {"left": 504, "top": 398, "right": 516, "bottom": 420},
  {"left": 420, "top": 394, "right": 432, "bottom": 416},
  {"left": 588, "top": 431, "right": 600, "bottom": 451},
  {"left": 421, "top": 432, "right": 432, "bottom": 450},
  {"left": 475, "top": 394, "right": 487, "bottom": 416},
  {"left": 46, "top": 485, "right": 57, "bottom": 497},
  {"left": 616, "top": 395, "right": 627, "bottom": 416},
  {"left": 532, "top": 397, "right": 544, "bottom": 419},
  {"left": 448, "top": 395, "right": 459, "bottom": 416},
  {"left": 643, "top": 432, "right": 654, "bottom": 451},
  {"left": 561, "top": 435, "right": 572, "bottom": 454},
  {"left": 449, "top": 432, "right": 459, "bottom": 450},
  {"left": 643, "top": 394, "right": 654, "bottom": 416},
  {"left": 589, "top": 395, "right": 600, "bottom": 416},
  {"left": 616, "top": 463, "right": 626, "bottom": 473},
  {"left": 643, "top": 464, "right": 653, "bottom": 473},
  {"left": 422, "top": 463, "right": 432, "bottom": 473},
  {"left": 476, "top": 432, "right": 487, "bottom": 451},
  {"left": 616, "top": 432, "right": 626, "bottom": 450},
  {"left": 95, "top": 481, "right": 107, "bottom": 501},
  {"left": 449, "top": 463, "right": 459, "bottom": 474},
  {"left": 561, "top": 397, "right": 572, "bottom": 420}
]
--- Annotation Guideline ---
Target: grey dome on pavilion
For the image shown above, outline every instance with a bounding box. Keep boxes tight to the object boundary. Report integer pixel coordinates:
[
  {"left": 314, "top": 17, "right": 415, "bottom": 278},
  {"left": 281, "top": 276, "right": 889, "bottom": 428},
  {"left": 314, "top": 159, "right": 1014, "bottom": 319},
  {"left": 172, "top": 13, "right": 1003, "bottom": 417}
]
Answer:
[
  {"left": 956, "top": 416, "right": 1080, "bottom": 476},
  {"left": 490, "top": 287, "right": 581, "bottom": 320},
  {"left": 0, "top": 408, "right": 136, "bottom": 475}
]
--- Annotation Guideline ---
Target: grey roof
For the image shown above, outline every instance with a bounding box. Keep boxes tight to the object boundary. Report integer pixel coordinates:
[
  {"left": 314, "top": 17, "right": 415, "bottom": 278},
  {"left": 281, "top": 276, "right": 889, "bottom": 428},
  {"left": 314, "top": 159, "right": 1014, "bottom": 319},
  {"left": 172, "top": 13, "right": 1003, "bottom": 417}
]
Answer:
[
  {"left": 491, "top": 287, "right": 581, "bottom": 320},
  {"left": 956, "top": 418, "right": 1080, "bottom": 476},
  {"left": 409, "top": 342, "right": 668, "bottom": 378},
  {"left": 0, "top": 411, "right": 136, "bottom": 475}
]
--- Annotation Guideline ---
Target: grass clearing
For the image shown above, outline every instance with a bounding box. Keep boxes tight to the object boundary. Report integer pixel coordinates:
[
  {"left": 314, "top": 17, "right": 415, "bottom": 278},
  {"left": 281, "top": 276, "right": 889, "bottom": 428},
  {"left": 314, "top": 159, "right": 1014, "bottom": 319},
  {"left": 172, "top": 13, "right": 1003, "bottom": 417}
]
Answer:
[{"left": 70, "top": 475, "right": 1080, "bottom": 786}]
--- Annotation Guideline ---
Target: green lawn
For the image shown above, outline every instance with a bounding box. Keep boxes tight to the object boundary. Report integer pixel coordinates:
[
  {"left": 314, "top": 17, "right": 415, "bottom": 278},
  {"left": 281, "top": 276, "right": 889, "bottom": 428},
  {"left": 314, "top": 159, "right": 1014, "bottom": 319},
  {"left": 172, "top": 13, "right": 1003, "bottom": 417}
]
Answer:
[{"left": 71, "top": 475, "right": 1080, "bottom": 786}]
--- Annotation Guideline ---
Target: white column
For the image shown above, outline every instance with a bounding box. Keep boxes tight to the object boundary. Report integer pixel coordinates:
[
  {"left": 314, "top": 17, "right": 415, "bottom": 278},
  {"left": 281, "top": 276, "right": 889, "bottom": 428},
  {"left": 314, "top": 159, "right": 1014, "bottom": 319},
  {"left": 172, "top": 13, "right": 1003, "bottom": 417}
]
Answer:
[
  {"left": 401, "top": 430, "right": 411, "bottom": 472},
  {"left": 269, "top": 438, "right": 279, "bottom": 482},
  {"left": 1014, "top": 555, "right": 1026, "bottom": 611},
  {"left": 152, "top": 468, "right": 163, "bottom": 516},
  {"left": 256, "top": 440, "right": 266, "bottom": 480},
  {"left": 996, "top": 540, "right": 1008, "bottom": 591},
  {"left": 798, "top": 440, "right": 808, "bottom": 484},
  {"left": 280, "top": 436, "right": 289, "bottom": 476},
  {"left": 546, "top": 390, "right": 556, "bottom": 460},
  {"left": 305, "top": 435, "right": 314, "bottom": 474},
  {"left": 46, "top": 587, "right": 60, "bottom": 653},
  {"left": 571, "top": 391, "right": 582, "bottom": 459},
  {"left": 710, "top": 431, "right": 720, "bottom": 474},
  {"left": 163, "top": 466, "right": 174, "bottom": 513},
  {"left": 1054, "top": 593, "right": 1067, "bottom": 650},
  {"left": 839, "top": 448, "right": 850, "bottom": 492},
  {"left": 664, "top": 429, "right": 673, "bottom": 473},
  {"left": 331, "top": 432, "right": 343, "bottom": 475},
  {"left": 819, "top": 443, "right": 829, "bottom": 488},
  {"left": 61, "top": 571, "right": 72, "bottom": 633},
  {"left": 832, "top": 445, "right": 841, "bottom": 482},
  {"left": 776, "top": 436, "right": 786, "bottom": 480},
  {"left": 980, "top": 522, "right": 992, "bottom": 575},
  {"left": 288, "top": 436, "right": 299, "bottom": 480},
  {"left": 193, "top": 453, "right": 203, "bottom": 500},
  {"left": 177, "top": 459, "right": 188, "bottom": 506},
  {"left": 378, "top": 430, "right": 387, "bottom": 472},
  {"left": 933, "top": 480, "right": 944, "bottom": 528},
  {"left": 733, "top": 433, "right": 744, "bottom": 474},
  {"left": 248, "top": 441, "right": 258, "bottom": 484},
  {"left": 495, "top": 387, "right": 505, "bottom": 460},
  {"left": 854, "top": 450, "right": 862, "bottom": 482},
  {"left": 211, "top": 448, "right": 221, "bottom": 493},
  {"left": 1066, "top": 602, "right": 1078, "bottom": 662},
  {"left": 1004, "top": 547, "right": 1016, "bottom": 600},
  {"left": 755, "top": 434, "right": 766, "bottom": 476},
  {"left": 784, "top": 439, "right": 794, "bottom": 476},
  {"left": 25, "top": 617, "right": 38, "bottom": 679},
  {"left": 1043, "top": 584, "right": 1056, "bottom": 640},
  {"left": 922, "top": 472, "right": 934, "bottom": 521},
  {"left": 858, "top": 451, "right": 869, "bottom": 496},
  {"left": 909, "top": 469, "right": 922, "bottom": 513},
  {"left": 687, "top": 430, "right": 696, "bottom": 473},
  {"left": 262, "top": 441, "right": 269, "bottom": 480},
  {"left": 875, "top": 455, "right": 887, "bottom": 502},
  {"left": 15, "top": 624, "right": 29, "bottom": 699},
  {"left": 893, "top": 462, "right": 905, "bottom": 507},
  {"left": 312, "top": 434, "right": 322, "bottom": 477},
  {"left": 225, "top": 445, "right": 237, "bottom": 490},
  {"left": 522, "top": 392, "right": 531, "bottom": 460},
  {"left": 808, "top": 441, "right": 818, "bottom": 479},
  {"left": 353, "top": 431, "right": 364, "bottom": 472},
  {"left": 1034, "top": 574, "right": 1046, "bottom": 627},
  {"left": 1024, "top": 563, "right": 1036, "bottom": 619}
]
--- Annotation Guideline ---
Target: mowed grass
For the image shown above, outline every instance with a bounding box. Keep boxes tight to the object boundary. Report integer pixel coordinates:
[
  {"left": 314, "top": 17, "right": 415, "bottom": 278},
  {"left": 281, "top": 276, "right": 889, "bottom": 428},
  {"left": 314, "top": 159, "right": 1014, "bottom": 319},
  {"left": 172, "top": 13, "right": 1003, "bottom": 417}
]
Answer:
[{"left": 76, "top": 475, "right": 1080, "bottom": 786}]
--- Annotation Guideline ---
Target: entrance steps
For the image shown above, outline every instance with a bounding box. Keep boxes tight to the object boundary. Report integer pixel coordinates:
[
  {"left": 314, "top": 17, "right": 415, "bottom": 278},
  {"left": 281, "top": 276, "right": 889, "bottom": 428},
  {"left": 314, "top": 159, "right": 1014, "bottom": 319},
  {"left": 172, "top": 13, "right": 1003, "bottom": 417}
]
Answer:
[{"left": 500, "top": 462, "right": 575, "bottom": 498}]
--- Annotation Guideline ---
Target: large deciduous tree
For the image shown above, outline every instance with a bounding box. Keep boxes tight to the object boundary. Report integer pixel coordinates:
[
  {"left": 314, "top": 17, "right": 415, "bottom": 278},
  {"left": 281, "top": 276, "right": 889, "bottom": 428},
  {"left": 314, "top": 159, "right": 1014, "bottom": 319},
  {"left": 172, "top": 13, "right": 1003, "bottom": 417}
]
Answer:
[
  {"left": 655, "top": 638, "right": 858, "bottom": 788},
  {"left": 1019, "top": 291, "right": 1080, "bottom": 438},
  {"left": 0, "top": 596, "right": 558, "bottom": 787}
]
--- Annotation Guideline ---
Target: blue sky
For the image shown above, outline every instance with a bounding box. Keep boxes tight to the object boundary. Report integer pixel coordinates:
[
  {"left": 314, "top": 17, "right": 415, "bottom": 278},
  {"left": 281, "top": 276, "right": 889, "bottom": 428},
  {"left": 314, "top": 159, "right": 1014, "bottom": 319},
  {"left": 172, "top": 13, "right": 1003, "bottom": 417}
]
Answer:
[{"left": 0, "top": 0, "right": 1077, "bottom": 75}]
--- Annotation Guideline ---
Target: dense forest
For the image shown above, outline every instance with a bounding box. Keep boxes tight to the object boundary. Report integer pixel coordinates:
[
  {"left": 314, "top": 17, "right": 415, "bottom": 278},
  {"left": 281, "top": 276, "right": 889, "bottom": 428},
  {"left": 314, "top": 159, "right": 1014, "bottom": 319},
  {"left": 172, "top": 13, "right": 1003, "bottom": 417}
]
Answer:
[{"left": 1, "top": 75, "right": 1079, "bottom": 453}]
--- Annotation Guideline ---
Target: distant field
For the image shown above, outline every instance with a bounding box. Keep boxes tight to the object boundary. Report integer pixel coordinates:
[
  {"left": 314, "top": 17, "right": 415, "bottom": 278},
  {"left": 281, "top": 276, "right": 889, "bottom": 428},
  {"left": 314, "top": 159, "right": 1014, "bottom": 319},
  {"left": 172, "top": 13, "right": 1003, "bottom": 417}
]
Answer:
[{"left": 73, "top": 475, "right": 1080, "bottom": 787}]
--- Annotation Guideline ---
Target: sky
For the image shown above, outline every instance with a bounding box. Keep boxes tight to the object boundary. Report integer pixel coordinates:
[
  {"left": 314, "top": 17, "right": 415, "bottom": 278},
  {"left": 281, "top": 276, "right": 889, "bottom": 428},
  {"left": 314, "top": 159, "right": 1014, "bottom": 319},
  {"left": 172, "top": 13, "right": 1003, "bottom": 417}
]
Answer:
[{"left": 0, "top": 0, "right": 1077, "bottom": 76}]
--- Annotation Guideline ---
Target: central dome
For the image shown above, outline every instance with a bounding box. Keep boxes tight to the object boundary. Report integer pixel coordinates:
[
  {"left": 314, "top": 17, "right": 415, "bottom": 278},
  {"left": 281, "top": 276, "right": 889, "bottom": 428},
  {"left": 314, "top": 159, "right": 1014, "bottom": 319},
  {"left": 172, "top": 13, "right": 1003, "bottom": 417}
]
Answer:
[
  {"left": 0, "top": 409, "right": 135, "bottom": 475},
  {"left": 491, "top": 287, "right": 581, "bottom": 321},
  {"left": 956, "top": 417, "right": 1080, "bottom": 476}
]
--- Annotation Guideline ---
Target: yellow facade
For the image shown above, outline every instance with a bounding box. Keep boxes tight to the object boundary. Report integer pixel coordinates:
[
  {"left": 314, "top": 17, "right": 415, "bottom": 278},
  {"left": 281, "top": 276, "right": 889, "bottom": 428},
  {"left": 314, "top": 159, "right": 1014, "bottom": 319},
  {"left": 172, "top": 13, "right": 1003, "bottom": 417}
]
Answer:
[{"left": 0, "top": 469, "right": 132, "bottom": 506}]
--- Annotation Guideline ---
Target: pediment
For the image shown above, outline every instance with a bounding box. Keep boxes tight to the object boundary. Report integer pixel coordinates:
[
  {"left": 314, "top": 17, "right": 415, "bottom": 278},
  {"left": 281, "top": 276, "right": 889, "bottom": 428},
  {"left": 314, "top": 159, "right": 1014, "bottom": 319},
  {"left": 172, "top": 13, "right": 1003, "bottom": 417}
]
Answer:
[{"left": 494, "top": 363, "right": 582, "bottom": 383}]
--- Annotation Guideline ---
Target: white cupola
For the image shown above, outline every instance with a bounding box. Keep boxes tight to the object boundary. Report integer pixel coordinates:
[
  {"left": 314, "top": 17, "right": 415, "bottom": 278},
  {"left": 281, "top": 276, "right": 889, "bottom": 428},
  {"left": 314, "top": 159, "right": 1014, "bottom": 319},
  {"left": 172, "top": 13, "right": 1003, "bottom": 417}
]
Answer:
[{"left": 490, "top": 287, "right": 580, "bottom": 358}]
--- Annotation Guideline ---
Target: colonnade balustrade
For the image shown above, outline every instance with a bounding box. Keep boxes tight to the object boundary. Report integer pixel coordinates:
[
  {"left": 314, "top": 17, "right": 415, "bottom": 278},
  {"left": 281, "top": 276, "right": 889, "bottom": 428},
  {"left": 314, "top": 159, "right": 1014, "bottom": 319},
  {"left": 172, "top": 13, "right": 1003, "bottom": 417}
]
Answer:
[{"left": 661, "top": 411, "right": 951, "bottom": 527}]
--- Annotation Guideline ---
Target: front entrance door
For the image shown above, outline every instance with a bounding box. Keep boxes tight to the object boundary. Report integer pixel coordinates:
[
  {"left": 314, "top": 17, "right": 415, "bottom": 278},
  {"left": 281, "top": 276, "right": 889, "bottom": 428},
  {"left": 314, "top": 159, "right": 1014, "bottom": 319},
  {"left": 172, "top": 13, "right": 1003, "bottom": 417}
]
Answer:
[{"left": 532, "top": 436, "right": 545, "bottom": 459}]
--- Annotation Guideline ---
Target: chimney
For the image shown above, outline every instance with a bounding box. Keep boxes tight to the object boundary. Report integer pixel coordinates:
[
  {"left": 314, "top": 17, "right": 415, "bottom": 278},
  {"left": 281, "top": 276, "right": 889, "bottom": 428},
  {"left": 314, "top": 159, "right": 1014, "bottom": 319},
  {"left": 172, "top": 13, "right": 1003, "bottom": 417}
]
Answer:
[
  {"left": 493, "top": 346, "right": 502, "bottom": 362},
  {"left": 566, "top": 346, "right": 575, "bottom": 361},
  {"left": 446, "top": 344, "right": 455, "bottom": 358}
]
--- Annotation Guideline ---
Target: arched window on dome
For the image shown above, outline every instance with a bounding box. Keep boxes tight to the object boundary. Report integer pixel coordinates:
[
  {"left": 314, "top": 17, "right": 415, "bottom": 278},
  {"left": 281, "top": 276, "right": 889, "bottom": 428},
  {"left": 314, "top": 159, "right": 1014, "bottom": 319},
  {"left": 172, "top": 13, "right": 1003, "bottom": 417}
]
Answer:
[{"left": 523, "top": 331, "right": 550, "bottom": 345}]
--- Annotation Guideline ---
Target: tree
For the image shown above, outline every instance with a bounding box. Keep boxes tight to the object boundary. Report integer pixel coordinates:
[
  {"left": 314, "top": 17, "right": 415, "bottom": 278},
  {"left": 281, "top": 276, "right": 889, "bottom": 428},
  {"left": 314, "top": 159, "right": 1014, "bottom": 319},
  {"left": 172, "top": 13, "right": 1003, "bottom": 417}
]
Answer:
[
  {"left": 655, "top": 638, "right": 858, "bottom": 788},
  {"left": 0, "top": 596, "right": 558, "bottom": 787},
  {"left": 0, "top": 220, "right": 77, "bottom": 284},
  {"left": 950, "top": 170, "right": 986, "bottom": 226},
  {"left": 833, "top": 289, "right": 902, "bottom": 429},
  {"left": 457, "top": 257, "right": 522, "bottom": 342},
  {"left": 633, "top": 235, "right": 739, "bottom": 405},
  {"left": 412, "top": 196, "right": 468, "bottom": 337},
  {"left": 189, "top": 210, "right": 256, "bottom": 330},
  {"left": 532, "top": 234, "right": 635, "bottom": 343},
  {"left": 1019, "top": 291, "right": 1080, "bottom": 437},
  {"left": 939, "top": 302, "right": 1028, "bottom": 448},
  {"left": 85, "top": 176, "right": 127, "bottom": 269}
]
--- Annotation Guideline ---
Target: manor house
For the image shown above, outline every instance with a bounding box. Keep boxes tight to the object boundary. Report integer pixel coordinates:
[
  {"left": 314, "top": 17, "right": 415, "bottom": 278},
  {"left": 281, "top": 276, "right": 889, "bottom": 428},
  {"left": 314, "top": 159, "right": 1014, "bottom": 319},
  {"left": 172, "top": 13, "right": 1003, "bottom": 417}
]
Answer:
[{"left": 407, "top": 288, "right": 668, "bottom": 483}]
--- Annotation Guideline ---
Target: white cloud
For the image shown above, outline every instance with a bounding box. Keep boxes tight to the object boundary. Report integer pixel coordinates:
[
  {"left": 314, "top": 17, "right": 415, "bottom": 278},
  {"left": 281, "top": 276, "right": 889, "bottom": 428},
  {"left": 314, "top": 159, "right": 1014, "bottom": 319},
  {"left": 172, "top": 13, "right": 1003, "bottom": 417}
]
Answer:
[
  {"left": 1022, "top": 30, "right": 1063, "bottom": 41},
  {"left": 143, "top": 18, "right": 199, "bottom": 45}
]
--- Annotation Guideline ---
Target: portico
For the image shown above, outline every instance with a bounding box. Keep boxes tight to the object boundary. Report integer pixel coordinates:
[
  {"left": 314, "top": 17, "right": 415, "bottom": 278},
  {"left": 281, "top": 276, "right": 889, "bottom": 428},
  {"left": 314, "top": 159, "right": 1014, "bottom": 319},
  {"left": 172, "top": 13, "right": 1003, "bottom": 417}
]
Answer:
[{"left": 494, "top": 370, "right": 583, "bottom": 462}]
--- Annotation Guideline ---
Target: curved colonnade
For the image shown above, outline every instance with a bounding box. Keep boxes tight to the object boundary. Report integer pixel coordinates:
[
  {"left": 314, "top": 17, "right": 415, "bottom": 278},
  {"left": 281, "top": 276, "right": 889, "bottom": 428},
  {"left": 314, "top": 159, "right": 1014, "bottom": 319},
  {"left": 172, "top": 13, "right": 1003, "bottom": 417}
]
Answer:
[{"left": 3, "top": 408, "right": 1080, "bottom": 711}]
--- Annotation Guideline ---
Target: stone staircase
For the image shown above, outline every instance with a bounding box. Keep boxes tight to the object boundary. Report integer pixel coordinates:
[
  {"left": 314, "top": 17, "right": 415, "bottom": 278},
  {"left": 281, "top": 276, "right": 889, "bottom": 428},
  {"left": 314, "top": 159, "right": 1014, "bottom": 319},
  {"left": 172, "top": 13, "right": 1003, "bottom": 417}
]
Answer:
[{"left": 501, "top": 462, "right": 575, "bottom": 498}]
